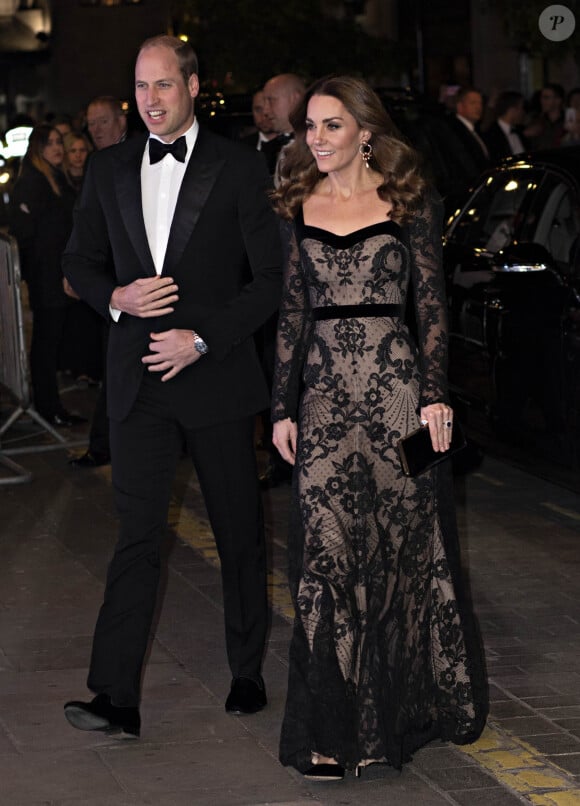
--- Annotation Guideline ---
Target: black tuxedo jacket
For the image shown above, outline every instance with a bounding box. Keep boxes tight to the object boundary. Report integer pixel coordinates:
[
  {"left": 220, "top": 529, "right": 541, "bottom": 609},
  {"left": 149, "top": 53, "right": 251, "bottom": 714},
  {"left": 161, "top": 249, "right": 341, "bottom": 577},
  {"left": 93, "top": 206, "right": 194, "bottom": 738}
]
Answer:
[
  {"left": 63, "top": 127, "right": 283, "bottom": 427},
  {"left": 483, "top": 121, "right": 526, "bottom": 162},
  {"left": 443, "top": 115, "right": 490, "bottom": 181}
]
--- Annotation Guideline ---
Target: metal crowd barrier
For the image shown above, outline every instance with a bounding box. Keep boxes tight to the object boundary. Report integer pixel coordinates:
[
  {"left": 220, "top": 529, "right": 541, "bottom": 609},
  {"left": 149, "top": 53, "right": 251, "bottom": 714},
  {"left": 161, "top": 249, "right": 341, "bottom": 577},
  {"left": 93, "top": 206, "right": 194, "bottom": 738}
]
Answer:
[{"left": 0, "top": 232, "right": 85, "bottom": 485}]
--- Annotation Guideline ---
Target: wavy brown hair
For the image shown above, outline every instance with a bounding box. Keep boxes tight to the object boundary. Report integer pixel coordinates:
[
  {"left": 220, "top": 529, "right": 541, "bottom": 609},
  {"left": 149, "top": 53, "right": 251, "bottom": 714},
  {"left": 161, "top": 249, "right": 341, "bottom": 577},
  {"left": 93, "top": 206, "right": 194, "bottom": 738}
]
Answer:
[
  {"left": 22, "top": 124, "right": 63, "bottom": 196},
  {"left": 271, "top": 76, "right": 426, "bottom": 224}
]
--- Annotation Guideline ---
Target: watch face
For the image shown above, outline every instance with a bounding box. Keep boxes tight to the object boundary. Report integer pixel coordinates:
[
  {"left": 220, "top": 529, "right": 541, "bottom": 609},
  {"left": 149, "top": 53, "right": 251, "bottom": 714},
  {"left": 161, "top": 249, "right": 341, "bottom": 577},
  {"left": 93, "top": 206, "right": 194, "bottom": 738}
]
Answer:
[{"left": 194, "top": 337, "right": 208, "bottom": 354}]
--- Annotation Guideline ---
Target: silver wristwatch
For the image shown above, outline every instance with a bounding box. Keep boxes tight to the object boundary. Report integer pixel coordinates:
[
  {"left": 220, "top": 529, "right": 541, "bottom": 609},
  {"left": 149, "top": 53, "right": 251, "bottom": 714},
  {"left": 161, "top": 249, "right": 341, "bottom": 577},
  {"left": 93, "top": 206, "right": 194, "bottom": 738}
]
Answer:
[{"left": 192, "top": 331, "right": 208, "bottom": 355}]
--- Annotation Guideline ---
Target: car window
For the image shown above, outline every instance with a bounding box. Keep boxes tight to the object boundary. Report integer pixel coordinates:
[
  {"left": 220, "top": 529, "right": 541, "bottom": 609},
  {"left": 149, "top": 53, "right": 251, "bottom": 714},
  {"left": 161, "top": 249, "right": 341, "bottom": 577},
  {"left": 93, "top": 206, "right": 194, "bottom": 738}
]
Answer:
[
  {"left": 447, "top": 171, "right": 541, "bottom": 251},
  {"left": 522, "top": 174, "right": 580, "bottom": 274}
]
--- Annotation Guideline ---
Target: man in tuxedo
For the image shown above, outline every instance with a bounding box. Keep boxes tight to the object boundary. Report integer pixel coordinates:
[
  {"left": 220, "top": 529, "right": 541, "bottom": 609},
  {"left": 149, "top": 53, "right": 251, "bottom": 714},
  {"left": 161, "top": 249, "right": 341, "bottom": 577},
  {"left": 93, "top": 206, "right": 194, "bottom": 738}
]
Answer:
[
  {"left": 62, "top": 35, "right": 282, "bottom": 738},
  {"left": 483, "top": 91, "right": 526, "bottom": 162}
]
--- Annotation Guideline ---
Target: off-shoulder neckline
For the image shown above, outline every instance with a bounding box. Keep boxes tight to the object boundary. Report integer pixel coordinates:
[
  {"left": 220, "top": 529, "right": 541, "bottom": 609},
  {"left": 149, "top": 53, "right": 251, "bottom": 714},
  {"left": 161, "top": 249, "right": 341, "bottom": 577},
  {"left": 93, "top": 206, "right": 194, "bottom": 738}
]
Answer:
[{"left": 295, "top": 207, "right": 403, "bottom": 243}]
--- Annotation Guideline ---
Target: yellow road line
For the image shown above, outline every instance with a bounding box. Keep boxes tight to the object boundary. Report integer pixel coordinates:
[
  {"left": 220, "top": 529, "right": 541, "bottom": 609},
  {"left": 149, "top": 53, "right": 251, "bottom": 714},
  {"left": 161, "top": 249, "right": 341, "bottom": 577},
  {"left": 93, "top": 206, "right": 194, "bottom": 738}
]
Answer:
[
  {"left": 169, "top": 494, "right": 580, "bottom": 800},
  {"left": 460, "top": 724, "right": 580, "bottom": 800}
]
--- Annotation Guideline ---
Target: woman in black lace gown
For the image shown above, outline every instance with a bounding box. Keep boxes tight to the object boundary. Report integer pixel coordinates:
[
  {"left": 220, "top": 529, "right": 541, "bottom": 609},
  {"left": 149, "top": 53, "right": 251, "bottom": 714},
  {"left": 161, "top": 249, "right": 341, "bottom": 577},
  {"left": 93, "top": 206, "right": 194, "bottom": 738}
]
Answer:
[{"left": 270, "top": 77, "right": 487, "bottom": 781}]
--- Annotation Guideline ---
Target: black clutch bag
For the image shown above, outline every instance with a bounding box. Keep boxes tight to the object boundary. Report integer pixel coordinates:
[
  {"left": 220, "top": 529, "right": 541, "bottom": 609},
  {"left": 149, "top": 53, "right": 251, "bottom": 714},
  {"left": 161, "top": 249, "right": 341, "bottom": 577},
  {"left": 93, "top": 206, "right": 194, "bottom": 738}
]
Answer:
[{"left": 397, "top": 420, "right": 467, "bottom": 477}]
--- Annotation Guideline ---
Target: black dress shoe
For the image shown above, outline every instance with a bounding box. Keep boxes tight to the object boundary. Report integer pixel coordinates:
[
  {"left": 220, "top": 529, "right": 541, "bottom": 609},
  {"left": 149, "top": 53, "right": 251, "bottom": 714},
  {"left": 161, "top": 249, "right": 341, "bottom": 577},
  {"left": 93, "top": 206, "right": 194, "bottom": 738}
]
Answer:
[
  {"left": 68, "top": 450, "right": 111, "bottom": 468},
  {"left": 64, "top": 693, "right": 140, "bottom": 739},
  {"left": 225, "top": 677, "right": 267, "bottom": 714},
  {"left": 303, "top": 763, "right": 345, "bottom": 781},
  {"left": 259, "top": 462, "right": 293, "bottom": 490},
  {"left": 43, "top": 410, "right": 88, "bottom": 428}
]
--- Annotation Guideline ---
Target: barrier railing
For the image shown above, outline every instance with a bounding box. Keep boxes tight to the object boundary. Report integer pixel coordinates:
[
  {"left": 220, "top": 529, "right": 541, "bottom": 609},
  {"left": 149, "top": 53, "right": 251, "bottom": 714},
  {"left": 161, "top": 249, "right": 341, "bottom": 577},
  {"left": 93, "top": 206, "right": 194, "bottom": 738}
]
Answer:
[{"left": 0, "top": 232, "right": 85, "bottom": 484}]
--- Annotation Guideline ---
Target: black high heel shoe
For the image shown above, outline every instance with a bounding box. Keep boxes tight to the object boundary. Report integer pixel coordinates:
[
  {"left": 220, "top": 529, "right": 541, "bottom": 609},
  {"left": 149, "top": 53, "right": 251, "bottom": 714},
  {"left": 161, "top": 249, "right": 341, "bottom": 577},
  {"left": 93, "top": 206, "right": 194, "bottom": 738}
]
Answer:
[{"left": 303, "top": 763, "right": 345, "bottom": 781}]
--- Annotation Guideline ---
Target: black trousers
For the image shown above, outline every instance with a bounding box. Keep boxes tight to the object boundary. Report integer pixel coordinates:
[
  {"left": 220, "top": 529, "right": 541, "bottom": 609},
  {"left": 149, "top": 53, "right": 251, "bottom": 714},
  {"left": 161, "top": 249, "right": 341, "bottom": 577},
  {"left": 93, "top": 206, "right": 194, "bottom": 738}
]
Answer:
[
  {"left": 30, "top": 305, "right": 67, "bottom": 417},
  {"left": 87, "top": 374, "right": 268, "bottom": 707}
]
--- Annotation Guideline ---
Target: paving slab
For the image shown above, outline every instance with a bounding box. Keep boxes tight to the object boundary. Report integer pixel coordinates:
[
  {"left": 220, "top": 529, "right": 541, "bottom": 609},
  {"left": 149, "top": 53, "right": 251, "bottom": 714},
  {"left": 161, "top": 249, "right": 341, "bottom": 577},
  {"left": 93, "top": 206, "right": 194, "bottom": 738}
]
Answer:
[{"left": 1, "top": 407, "right": 580, "bottom": 803}]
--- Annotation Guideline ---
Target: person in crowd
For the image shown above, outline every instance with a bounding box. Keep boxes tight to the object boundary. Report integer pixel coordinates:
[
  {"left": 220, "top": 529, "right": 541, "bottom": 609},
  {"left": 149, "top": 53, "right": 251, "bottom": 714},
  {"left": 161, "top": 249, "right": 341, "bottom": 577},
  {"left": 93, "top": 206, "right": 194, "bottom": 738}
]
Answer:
[
  {"left": 256, "top": 73, "right": 306, "bottom": 490},
  {"left": 62, "top": 130, "right": 92, "bottom": 192},
  {"left": 483, "top": 90, "right": 526, "bottom": 161},
  {"left": 562, "top": 87, "right": 580, "bottom": 146},
  {"left": 60, "top": 130, "right": 104, "bottom": 390},
  {"left": 446, "top": 86, "right": 490, "bottom": 171},
  {"left": 9, "top": 124, "right": 84, "bottom": 427},
  {"left": 61, "top": 35, "right": 282, "bottom": 738},
  {"left": 68, "top": 98, "right": 127, "bottom": 468},
  {"left": 50, "top": 113, "right": 74, "bottom": 140},
  {"left": 270, "top": 75, "right": 487, "bottom": 780},
  {"left": 86, "top": 95, "right": 127, "bottom": 150},
  {"left": 262, "top": 73, "right": 306, "bottom": 182},
  {"left": 525, "top": 83, "right": 565, "bottom": 150},
  {"left": 439, "top": 86, "right": 490, "bottom": 212},
  {"left": 240, "top": 89, "right": 279, "bottom": 173}
]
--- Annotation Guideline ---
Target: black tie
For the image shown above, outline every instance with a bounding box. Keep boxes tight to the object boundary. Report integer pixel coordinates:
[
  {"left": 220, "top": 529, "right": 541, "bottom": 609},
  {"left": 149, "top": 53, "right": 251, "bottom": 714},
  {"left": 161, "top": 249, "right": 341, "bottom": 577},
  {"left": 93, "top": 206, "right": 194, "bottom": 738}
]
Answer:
[{"left": 148, "top": 136, "right": 187, "bottom": 164}]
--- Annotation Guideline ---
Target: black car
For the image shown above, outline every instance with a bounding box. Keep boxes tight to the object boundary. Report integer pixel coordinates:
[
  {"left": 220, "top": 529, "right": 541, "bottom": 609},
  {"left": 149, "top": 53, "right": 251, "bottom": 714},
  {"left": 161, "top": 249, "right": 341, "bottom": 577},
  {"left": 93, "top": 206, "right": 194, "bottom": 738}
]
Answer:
[{"left": 442, "top": 146, "right": 580, "bottom": 481}]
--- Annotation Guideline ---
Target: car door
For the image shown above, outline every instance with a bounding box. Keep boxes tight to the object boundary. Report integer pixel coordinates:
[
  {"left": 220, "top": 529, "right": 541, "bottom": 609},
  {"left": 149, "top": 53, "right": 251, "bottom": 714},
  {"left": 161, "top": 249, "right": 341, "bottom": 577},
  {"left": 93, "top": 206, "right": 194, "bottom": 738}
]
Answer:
[
  {"left": 444, "top": 163, "right": 580, "bottom": 450},
  {"left": 443, "top": 167, "right": 540, "bottom": 406}
]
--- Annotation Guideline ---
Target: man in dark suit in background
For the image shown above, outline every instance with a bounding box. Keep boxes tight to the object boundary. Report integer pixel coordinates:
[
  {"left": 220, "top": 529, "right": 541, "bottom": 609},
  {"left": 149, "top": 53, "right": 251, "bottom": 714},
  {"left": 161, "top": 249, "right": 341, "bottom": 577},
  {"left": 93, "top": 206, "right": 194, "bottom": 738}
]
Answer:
[
  {"left": 68, "top": 95, "right": 131, "bottom": 469},
  {"left": 483, "top": 91, "right": 526, "bottom": 162},
  {"left": 62, "top": 35, "right": 282, "bottom": 738},
  {"left": 441, "top": 86, "right": 490, "bottom": 212},
  {"left": 240, "top": 89, "right": 279, "bottom": 174}
]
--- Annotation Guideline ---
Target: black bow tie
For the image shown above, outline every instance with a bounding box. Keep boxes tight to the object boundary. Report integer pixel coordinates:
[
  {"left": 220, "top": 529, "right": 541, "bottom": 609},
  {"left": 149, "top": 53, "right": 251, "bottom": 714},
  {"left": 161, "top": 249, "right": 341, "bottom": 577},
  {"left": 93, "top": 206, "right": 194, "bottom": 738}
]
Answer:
[{"left": 148, "top": 136, "right": 187, "bottom": 164}]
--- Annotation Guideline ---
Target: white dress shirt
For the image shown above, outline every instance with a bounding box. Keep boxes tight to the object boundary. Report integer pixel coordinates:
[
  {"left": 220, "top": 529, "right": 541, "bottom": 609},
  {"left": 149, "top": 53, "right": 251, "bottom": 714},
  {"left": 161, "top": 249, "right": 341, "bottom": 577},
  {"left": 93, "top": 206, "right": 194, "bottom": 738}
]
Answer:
[
  {"left": 110, "top": 120, "right": 199, "bottom": 321},
  {"left": 498, "top": 118, "right": 524, "bottom": 155},
  {"left": 142, "top": 120, "right": 199, "bottom": 274}
]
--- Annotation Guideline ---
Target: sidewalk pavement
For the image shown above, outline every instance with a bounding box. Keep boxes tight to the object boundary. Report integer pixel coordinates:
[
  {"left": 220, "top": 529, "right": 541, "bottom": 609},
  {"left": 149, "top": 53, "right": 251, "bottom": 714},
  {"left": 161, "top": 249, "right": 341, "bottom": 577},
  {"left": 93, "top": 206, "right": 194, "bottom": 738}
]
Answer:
[{"left": 1, "top": 390, "right": 580, "bottom": 805}]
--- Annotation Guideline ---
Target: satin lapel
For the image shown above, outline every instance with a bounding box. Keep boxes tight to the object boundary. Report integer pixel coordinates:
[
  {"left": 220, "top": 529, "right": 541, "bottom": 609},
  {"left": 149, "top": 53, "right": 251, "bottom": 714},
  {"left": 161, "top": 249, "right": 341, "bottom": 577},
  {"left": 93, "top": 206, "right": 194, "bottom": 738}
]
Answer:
[
  {"left": 113, "top": 136, "right": 157, "bottom": 278},
  {"left": 162, "top": 129, "right": 225, "bottom": 275}
]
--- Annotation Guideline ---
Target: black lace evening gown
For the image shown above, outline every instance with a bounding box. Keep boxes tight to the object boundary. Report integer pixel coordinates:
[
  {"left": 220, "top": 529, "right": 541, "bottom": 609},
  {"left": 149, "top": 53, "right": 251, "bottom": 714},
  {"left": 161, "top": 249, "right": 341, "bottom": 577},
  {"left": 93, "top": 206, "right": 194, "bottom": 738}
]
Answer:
[{"left": 271, "top": 195, "right": 488, "bottom": 773}]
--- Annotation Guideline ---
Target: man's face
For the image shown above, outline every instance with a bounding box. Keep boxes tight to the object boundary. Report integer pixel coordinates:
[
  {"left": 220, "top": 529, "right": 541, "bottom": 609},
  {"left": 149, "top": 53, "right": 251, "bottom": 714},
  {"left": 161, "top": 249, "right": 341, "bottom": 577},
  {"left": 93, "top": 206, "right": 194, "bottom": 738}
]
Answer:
[
  {"left": 135, "top": 45, "right": 198, "bottom": 143},
  {"left": 457, "top": 92, "right": 483, "bottom": 125},
  {"left": 252, "top": 91, "right": 274, "bottom": 136},
  {"left": 87, "top": 102, "right": 125, "bottom": 150},
  {"left": 263, "top": 77, "right": 296, "bottom": 133}
]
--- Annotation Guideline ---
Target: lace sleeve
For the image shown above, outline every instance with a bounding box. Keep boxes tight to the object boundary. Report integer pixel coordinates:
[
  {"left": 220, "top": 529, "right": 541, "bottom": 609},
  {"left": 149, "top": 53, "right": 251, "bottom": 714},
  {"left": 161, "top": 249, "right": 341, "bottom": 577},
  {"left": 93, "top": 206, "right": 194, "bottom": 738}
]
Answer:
[
  {"left": 271, "top": 217, "right": 312, "bottom": 422},
  {"left": 408, "top": 192, "right": 450, "bottom": 407}
]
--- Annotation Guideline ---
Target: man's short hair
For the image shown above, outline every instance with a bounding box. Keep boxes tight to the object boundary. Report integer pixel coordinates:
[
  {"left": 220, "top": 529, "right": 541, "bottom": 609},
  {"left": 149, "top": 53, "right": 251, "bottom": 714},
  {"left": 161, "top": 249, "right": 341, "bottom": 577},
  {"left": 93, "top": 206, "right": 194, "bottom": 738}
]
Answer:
[
  {"left": 138, "top": 35, "right": 198, "bottom": 86},
  {"left": 88, "top": 95, "right": 123, "bottom": 117},
  {"left": 495, "top": 91, "right": 523, "bottom": 118}
]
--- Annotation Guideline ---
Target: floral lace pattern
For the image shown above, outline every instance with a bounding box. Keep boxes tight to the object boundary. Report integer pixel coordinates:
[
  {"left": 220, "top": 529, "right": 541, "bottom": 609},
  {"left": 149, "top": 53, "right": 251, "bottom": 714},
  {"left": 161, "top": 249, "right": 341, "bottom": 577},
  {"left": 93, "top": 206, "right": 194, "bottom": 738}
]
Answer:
[{"left": 273, "top": 197, "right": 487, "bottom": 772}]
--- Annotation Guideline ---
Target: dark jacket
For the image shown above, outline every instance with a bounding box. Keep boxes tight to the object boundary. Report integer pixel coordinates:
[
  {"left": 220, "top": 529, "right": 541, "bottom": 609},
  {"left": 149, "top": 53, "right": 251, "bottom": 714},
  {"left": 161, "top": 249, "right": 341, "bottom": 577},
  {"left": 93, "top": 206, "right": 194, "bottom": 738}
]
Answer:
[
  {"left": 10, "top": 162, "right": 75, "bottom": 309},
  {"left": 62, "top": 127, "right": 283, "bottom": 427}
]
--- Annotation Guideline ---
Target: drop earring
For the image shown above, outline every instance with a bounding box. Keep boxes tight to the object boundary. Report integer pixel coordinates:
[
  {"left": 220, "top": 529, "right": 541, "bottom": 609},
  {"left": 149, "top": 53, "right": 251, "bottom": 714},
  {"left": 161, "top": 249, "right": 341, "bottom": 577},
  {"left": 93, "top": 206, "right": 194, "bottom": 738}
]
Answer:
[{"left": 359, "top": 141, "right": 372, "bottom": 168}]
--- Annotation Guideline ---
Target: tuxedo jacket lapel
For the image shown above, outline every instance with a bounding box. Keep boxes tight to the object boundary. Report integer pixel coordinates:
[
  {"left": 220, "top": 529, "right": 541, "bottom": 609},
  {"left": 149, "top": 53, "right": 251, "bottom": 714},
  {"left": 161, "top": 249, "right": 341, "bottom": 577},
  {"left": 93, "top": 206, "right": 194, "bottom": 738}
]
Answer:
[
  {"left": 162, "top": 128, "right": 225, "bottom": 275},
  {"left": 113, "top": 136, "right": 157, "bottom": 278}
]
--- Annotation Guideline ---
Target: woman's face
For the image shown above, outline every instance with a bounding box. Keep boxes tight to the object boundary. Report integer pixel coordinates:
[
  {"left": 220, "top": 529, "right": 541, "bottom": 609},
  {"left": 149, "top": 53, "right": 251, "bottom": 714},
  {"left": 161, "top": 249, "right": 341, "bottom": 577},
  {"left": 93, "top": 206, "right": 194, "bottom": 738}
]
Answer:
[
  {"left": 66, "top": 137, "right": 89, "bottom": 172},
  {"left": 305, "top": 94, "right": 370, "bottom": 174},
  {"left": 42, "top": 130, "right": 64, "bottom": 168}
]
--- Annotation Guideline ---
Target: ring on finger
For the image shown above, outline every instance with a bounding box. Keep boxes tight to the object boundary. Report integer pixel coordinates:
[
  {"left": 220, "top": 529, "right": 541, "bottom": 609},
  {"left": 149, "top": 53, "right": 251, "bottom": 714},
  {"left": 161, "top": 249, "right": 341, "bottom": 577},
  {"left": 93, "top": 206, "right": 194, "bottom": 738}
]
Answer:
[{"left": 445, "top": 420, "right": 452, "bottom": 429}]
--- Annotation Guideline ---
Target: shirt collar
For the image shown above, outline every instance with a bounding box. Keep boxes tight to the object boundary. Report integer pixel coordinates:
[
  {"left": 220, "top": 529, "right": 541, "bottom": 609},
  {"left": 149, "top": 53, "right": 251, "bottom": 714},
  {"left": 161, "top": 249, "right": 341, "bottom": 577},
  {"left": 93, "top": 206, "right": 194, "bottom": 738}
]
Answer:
[
  {"left": 456, "top": 114, "right": 475, "bottom": 132},
  {"left": 497, "top": 118, "right": 511, "bottom": 135}
]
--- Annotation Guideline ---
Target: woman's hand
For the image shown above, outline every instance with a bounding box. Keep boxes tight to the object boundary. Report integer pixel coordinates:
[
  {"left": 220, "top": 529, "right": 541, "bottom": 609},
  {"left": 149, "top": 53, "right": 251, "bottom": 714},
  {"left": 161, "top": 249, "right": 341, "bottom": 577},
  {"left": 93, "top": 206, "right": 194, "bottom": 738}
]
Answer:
[
  {"left": 419, "top": 402, "right": 454, "bottom": 453},
  {"left": 272, "top": 418, "right": 298, "bottom": 465}
]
